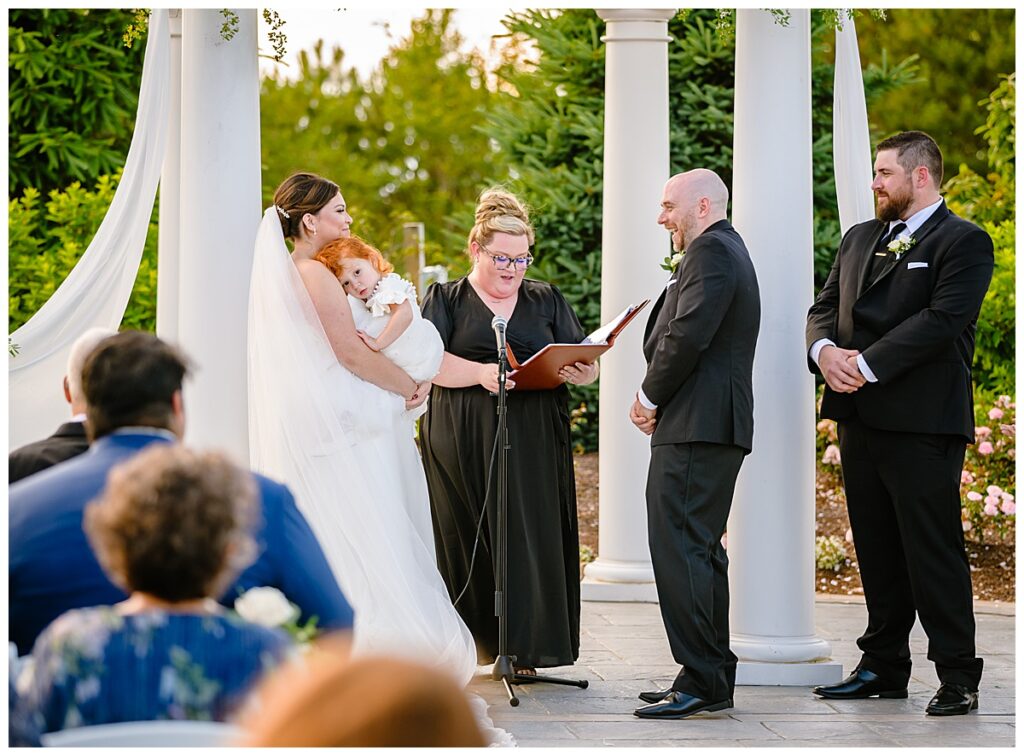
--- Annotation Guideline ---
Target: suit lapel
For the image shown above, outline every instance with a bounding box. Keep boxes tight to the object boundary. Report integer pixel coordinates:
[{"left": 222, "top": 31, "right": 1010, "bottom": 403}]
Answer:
[
  {"left": 644, "top": 286, "right": 669, "bottom": 344},
  {"left": 856, "top": 223, "right": 889, "bottom": 297},
  {"left": 865, "top": 203, "right": 950, "bottom": 293}
]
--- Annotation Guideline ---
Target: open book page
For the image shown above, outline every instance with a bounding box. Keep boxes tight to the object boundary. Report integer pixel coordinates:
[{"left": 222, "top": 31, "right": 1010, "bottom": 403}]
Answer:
[{"left": 583, "top": 302, "right": 643, "bottom": 345}]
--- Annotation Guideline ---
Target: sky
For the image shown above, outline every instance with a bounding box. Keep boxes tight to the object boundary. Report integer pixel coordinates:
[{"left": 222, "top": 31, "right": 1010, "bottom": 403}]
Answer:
[{"left": 257, "top": 8, "right": 522, "bottom": 79}]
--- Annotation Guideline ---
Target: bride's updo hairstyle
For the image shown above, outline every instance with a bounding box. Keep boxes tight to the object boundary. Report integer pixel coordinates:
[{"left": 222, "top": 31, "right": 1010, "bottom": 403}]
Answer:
[
  {"left": 467, "top": 187, "right": 535, "bottom": 253},
  {"left": 273, "top": 172, "right": 340, "bottom": 241}
]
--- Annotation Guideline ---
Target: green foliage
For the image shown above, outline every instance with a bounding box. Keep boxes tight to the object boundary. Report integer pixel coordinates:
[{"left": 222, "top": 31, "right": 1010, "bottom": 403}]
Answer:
[
  {"left": 220, "top": 9, "right": 240, "bottom": 42},
  {"left": 945, "top": 74, "right": 1015, "bottom": 227},
  {"left": 8, "top": 173, "right": 159, "bottom": 335},
  {"left": 970, "top": 219, "right": 1015, "bottom": 396},
  {"left": 9, "top": 9, "right": 145, "bottom": 196},
  {"left": 960, "top": 392, "right": 1015, "bottom": 542},
  {"left": 261, "top": 9, "right": 287, "bottom": 63},
  {"left": 854, "top": 9, "right": 1015, "bottom": 174},
  {"left": 260, "top": 10, "right": 502, "bottom": 271},
  {"left": 945, "top": 74, "right": 1015, "bottom": 397},
  {"left": 121, "top": 9, "right": 149, "bottom": 49}
]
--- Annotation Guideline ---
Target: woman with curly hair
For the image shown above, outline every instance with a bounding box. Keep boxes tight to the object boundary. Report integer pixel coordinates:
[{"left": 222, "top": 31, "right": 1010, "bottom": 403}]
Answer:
[{"left": 15, "top": 446, "right": 291, "bottom": 734}]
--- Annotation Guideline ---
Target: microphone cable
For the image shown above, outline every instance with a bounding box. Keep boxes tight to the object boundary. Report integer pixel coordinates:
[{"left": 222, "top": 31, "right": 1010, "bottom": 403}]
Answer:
[{"left": 454, "top": 389, "right": 505, "bottom": 606}]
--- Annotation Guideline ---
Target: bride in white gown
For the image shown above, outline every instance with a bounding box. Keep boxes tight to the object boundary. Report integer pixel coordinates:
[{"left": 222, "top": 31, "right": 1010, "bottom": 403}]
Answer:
[{"left": 246, "top": 173, "right": 477, "bottom": 686}]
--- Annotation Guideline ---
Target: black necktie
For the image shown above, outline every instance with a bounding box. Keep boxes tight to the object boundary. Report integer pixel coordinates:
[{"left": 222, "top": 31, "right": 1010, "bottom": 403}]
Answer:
[
  {"left": 868, "top": 221, "right": 907, "bottom": 285},
  {"left": 879, "top": 221, "right": 908, "bottom": 250}
]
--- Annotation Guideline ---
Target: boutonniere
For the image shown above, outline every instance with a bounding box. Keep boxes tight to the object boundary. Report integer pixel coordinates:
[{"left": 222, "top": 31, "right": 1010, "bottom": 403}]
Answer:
[
  {"left": 661, "top": 251, "right": 684, "bottom": 272},
  {"left": 887, "top": 233, "right": 916, "bottom": 260}
]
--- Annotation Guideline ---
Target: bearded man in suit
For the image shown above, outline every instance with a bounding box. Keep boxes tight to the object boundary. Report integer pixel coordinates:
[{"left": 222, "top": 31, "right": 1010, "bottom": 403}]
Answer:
[
  {"left": 629, "top": 169, "right": 761, "bottom": 719},
  {"left": 807, "top": 131, "right": 993, "bottom": 716}
]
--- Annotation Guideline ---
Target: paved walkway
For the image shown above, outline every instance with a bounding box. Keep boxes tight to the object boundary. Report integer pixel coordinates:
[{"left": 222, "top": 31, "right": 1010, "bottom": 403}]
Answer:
[{"left": 469, "top": 596, "right": 1015, "bottom": 747}]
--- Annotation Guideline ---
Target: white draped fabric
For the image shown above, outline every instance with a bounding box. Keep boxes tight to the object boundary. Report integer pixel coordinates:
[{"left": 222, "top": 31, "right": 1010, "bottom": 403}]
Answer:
[
  {"left": 8, "top": 10, "right": 171, "bottom": 450},
  {"left": 832, "top": 12, "right": 875, "bottom": 235},
  {"left": 247, "top": 209, "right": 477, "bottom": 686}
]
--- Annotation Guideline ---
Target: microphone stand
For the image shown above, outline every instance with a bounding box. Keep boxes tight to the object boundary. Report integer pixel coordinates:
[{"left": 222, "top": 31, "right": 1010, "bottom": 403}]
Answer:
[{"left": 490, "top": 329, "right": 588, "bottom": 707}]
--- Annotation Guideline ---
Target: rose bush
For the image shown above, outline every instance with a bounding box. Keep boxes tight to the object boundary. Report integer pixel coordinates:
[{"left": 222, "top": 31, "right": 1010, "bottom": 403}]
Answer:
[{"left": 960, "top": 392, "right": 1015, "bottom": 541}]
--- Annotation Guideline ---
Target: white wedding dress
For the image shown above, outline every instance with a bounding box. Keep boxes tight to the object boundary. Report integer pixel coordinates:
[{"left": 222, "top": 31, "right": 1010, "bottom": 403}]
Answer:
[{"left": 247, "top": 209, "right": 479, "bottom": 686}]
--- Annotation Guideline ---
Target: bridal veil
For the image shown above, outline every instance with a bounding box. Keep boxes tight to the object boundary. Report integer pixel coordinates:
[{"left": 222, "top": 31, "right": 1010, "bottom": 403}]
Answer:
[{"left": 247, "top": 208, "right": 476, "bottom": 685}]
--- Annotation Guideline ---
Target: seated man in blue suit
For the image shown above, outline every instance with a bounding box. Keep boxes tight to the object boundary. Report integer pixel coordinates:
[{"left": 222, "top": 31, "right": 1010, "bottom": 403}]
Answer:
[{"left": 10, "top": 330, "right": 354, "bottom": 655}]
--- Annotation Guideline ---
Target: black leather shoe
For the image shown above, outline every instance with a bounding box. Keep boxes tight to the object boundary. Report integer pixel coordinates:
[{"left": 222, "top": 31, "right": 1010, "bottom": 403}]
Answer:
[
  {"left": 926, "top": 683, "right": 978, "bottom": 716},
  {"left": 812, "top": 668, "right": 908, "bottom": 699},
  {"left": 634, "top": 691, "right": 733, "bottom": 719},
  {"left": 638, "top": 687, "right": 673, "bottom": 704}
]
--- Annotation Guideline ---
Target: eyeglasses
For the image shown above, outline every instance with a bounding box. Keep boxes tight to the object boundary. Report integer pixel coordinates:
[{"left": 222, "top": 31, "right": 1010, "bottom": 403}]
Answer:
[{"left": 479, "top": 244, "right": 534, "bottom": 271}]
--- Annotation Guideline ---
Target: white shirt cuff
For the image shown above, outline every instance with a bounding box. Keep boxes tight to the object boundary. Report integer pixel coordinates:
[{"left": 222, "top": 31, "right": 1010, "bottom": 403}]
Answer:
[
  {"left": 637, "top": 389, "right": 657, "bottom": 411},
  {"left": 809, "top": 338, "right": 835, "bottom": 368},
  {"left": 856, "top": 354, "right": 878, "bottom": 383}
]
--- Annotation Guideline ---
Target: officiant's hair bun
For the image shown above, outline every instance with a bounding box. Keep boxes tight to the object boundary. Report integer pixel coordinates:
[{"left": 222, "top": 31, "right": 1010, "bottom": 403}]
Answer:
[
  {"left": 273, "top": 172, "right": 341, "bottom": 240},
  {"left": 469, "top": 187, "right": 535, "bottom": 251}
]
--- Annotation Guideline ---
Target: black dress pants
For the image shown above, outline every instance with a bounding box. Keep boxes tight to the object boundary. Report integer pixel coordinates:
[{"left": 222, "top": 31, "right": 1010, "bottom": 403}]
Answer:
[
  {"left": 838, "top": 415, "right": 983, "bottom": 689},
  {"left": 647, "top": 441, "right": 745, "bottom": 702}
]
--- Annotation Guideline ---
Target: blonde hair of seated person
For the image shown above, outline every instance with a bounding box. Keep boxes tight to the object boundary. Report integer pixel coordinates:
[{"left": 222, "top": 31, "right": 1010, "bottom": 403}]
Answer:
[{"left": 237, "top": 634, "right": 486, "bottom": 747}]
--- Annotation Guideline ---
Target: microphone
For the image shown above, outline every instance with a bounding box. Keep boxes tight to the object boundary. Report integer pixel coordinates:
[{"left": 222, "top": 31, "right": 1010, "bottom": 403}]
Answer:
[{"left": 491, "top": 315, "right": 508, "bottom": 357}]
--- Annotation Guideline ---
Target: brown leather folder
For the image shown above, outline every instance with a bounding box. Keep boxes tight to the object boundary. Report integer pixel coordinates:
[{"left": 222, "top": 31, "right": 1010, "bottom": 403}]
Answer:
[{"left": 506, "top": 299, "right": 650, "bottom": 390}]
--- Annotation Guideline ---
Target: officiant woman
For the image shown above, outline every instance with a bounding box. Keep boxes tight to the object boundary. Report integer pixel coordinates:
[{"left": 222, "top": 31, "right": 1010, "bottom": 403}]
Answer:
[{"left": 420, "top": 188, "right": 598, "bottom": 673}]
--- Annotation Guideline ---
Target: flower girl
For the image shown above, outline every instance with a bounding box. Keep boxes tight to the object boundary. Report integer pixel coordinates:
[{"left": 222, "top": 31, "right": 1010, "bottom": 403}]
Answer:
[{"left": 315, "top": 237, "right": 443, "bottom": 393}]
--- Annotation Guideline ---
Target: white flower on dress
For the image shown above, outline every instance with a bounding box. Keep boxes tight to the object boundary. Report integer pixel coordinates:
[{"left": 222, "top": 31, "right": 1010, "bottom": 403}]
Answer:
[{"left": 234, "top": 587, "right": 299, "bottom": 628}]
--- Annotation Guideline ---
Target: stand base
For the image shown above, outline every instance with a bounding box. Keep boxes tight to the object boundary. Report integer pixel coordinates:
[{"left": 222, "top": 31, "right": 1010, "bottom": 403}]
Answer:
[{"left": 491, "top": 655, "right": 589, "bottom": 707}]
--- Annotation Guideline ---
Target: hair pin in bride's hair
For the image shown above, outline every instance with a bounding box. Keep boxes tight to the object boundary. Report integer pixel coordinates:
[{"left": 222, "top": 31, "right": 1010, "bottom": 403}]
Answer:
[{"left": 275, "top": 205, "right": 290, "bottom": 219}]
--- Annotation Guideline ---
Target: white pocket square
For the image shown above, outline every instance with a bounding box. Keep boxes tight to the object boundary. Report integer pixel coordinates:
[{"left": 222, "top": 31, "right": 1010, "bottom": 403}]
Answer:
[
  {"left": 907, "top": 262, "right": 928, "bottom": 269},
  {"left": 666, "top": 279, "right": 677, "bottom": 289}
]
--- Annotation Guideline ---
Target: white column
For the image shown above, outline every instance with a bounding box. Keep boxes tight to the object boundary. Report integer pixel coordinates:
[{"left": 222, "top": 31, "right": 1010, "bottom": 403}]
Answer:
[
  {"left": 156, "top": 9, "right": 182, "bottom": 342},
  {"left": 730, "top": 9, "right": 842, "bottom": 685},
  {"left": 177, "top": 9, "right": 260, "bottom": 463},
  {"left": 582, "top": 9, "right": 675, "bottom": 602}
]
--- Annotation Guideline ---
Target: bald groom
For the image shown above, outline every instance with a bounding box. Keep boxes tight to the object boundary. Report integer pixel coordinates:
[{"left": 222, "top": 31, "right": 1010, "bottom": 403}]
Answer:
[{"left": 630, "top": 169, "right": 761, "bottom": 719}]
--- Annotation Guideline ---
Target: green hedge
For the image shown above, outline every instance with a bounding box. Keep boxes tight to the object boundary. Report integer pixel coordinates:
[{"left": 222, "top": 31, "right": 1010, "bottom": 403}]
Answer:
[{"left": 9, "top": 171, "right": 159, "bottom": 335}]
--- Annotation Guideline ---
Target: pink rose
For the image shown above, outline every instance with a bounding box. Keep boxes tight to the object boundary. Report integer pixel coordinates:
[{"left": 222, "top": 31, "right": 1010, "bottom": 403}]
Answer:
[
  {"left": 1001, "top": 500, "right": 1016, "bottom": 515},
  {"left": 984, "top": 502, "right": 999, "bottom": 516},
  {"left": 998, "top": 394, "right": 1012, "bottom": 405},
  {"left": 962, "top": 520, "right": 972, "bottom": 532},
  {"left": 975, "top": 426, "right": 992, "bottom": 439},
  {"left": 966, "top": 491, "right": 983, "bottom": 502},
  {"left": 1001, "top": 491, "right": 1015, "bottom": 502},
  {"left": 961, "top": 470, "right": 975, "bottom": 485},
  {"left": 821, "top": 444, "right": 841, "bottom": 465},
  {"left": 989, "top": 407, "right": 1004, "bottom": 420},
  {"left": 984, "top": 495, "right": 1000, "bottom": 507},
  {"left": 978, "top": 441, "right": 994, "bottom": 455},
  {"left": 987, "top": 484, "right": 1003, "bottom": 496}
]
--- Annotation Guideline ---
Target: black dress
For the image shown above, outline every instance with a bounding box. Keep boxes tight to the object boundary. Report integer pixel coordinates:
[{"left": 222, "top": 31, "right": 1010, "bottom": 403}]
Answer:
[{"left": 420, "top": 277, "right": 583, "bottom": 668}]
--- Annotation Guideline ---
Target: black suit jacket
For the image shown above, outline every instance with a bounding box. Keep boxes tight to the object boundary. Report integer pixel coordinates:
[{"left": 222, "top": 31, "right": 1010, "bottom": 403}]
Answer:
[
  {"left": 642, "top": 219, "right": 761, "bottom": 451},
  {"left": 806, "top": 202, "right": 994, "bottom": 441},
  {"left": 9, "top": 421, "right": 89, "bottom": 484}
]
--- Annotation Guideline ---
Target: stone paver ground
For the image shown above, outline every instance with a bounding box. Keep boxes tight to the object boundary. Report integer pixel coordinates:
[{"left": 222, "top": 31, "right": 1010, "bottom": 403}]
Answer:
[{"left": 469, "top": 597, "right": 1015, "bottom": 747}]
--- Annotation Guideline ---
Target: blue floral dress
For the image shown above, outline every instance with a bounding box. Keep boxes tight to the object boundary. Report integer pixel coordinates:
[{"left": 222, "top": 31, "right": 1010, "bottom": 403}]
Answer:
[{"left": 15, "top": 607, "right": 291, "bottom": 734}]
